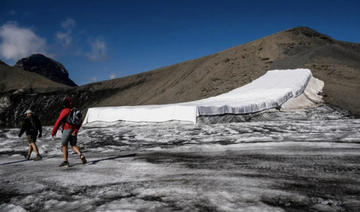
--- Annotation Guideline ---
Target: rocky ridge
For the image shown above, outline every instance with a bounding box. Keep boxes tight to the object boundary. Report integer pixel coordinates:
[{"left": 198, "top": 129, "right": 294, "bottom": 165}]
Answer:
[{"left": 15, "top": 54, "right": 77, "bottom": 87}]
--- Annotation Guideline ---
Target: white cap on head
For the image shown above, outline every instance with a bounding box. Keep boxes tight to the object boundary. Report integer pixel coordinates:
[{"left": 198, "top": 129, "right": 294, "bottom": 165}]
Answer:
[{"left": 24, "top": 109, "right": 33, "bottom": 114}]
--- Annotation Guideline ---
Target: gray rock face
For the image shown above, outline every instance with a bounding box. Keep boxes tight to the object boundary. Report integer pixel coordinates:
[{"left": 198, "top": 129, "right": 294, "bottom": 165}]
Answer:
[
  {"left": 15, "top": 54, "right": 77, "bottom": 87},
  {"left": 0, "top": 86, "right": 119, "bottom": 127},
  {"left": 0, "top": 91, "right": 78, "bottom": 128},
  {"left": 0, "top": 60, "right": 9, "bottom": 67},
  {"left": 0, "top": 96, "right": 11, "bottom": 112}
]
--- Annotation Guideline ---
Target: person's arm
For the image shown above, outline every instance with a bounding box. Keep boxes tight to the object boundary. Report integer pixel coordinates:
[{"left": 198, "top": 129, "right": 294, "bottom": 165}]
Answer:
[
  {"left": 18, "top": 119, "right": 25, "bottom": 137},
  {"left": 51, "top": 109, "right": 68, "bottom": 136},
  {"left": 72, "top": 123, "right": 82, "bottom": 135}
]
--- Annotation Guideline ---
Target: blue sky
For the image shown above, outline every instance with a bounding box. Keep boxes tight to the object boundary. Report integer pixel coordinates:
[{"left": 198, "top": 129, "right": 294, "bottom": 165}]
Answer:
[{"left": 1, "top": 0, "right": 359, "bottom": 85}]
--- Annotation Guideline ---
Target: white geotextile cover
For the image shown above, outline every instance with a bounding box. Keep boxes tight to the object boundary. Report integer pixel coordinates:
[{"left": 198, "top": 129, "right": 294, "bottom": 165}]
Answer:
[{"left": 83, "top": 69, "right": 312, "bottom": 124}]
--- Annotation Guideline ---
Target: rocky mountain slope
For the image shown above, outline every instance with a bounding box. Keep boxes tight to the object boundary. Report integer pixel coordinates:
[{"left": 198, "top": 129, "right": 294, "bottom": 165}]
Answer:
[
  {"left": 0, "top": 60, "right": 70, "bottom": 93},
  {"left": 1, "top": 26, "right": 360, "bottom": 127},
  {"left": 15, "top": 54, "right": 77, "bottom": 87}
]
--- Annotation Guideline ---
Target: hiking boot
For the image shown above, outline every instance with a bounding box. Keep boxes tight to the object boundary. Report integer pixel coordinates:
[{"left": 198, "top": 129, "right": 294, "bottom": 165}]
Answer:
[
  {"left": 80, "top": 155, "right": 87, "bottom": 164},
  {"left": 34, "top": 154, "right": 42, "bottom": 161},
  {"left": 59, "top": 161, "right": 69, "bottom": 167}
]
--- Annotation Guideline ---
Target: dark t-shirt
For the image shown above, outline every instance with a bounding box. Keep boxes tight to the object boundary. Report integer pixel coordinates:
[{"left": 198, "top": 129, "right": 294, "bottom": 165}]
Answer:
[{"left": 19, "top": 116, "right": 42, "bottom": 136}]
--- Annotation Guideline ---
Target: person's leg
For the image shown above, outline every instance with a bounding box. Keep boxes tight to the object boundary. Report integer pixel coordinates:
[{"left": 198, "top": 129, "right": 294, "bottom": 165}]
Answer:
[
  {"left": 27, "top": 144, "right": 33, "bottom": 159},
  {"left": 31, "top": 143, "right": 39, "bottom": 155},
  {"left": 32, "top": 143, "right": 42, "bottom": 160},
  {"left": 72, "top": 145, "right": 81, "bottom": 156},
  {"left": 57, "top": 145, "right": 69, "bottom": 167},
  {"left": 73, "top": 145, "right": 87, "bottom": 164},
  {"left": 30, "top": 135, "right": 42, "bottom": 160},
  {"left": 60, "top": 130, "right": 71, "bottom": 166},
  {"left": 26, "top": 135, "right": 34, "bottom": 159},
  {"left": 70, "top": 134, "right": 86, "bottom": 164},
  {"left": 62, "top": 145, "right": 68, "bottom": 161}
]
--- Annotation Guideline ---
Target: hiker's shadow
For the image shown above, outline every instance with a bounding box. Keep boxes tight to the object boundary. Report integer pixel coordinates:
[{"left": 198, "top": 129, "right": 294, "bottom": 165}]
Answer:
[
  {"left": 0, "top": 155, "right": 57, "bottom": 166},
  {"left": 0, "top": 159, "right": 30, "bottom": 166},
  {"left": 87, "top": 153, "right": 136, "bottom": 165}
]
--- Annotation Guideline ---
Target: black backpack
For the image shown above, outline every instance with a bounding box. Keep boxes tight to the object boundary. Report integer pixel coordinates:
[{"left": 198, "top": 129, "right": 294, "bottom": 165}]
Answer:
[{"left": 66, "top": 107, "right": 83, "bottom": 126}]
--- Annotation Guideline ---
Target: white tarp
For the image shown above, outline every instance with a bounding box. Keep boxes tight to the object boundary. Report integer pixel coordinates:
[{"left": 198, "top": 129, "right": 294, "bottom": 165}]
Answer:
[
  {"left": 85, "top": 105, "right": 197, "bottom": 123},
  {"left": 83, "top": 69, "right": 313, "bottom": 124}
]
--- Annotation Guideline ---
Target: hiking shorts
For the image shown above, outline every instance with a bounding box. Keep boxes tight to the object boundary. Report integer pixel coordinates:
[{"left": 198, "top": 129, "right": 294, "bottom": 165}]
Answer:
[
  {"left": 61, "top": 129, "right": 77, "bottom": 147},
  {"left": 26, "top": 134, "right": 37, "bottom": 144}
]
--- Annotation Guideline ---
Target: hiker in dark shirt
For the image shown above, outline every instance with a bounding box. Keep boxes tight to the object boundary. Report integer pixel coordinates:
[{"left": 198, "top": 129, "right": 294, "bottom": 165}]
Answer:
[{"left": 18, "top": 110, "right": 42, "bottom": 160}]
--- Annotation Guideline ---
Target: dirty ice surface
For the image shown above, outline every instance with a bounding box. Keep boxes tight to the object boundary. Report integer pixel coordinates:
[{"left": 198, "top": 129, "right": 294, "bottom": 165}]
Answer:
[{"left": 1, "top": 106, "right": 360, "bottom": 212}]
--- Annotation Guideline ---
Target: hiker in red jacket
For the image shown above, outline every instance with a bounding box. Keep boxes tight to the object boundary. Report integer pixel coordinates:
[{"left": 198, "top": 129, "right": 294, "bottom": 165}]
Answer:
[{"left": 51, "top": 97, "right": 87, "bottom": 167}]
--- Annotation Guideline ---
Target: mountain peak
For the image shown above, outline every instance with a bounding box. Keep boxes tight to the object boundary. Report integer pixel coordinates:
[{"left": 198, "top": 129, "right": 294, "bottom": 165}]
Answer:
[
  {"left": 285, "top": 26, "right": 333, "bottom": 41},
  {"left": 287, "top": 26, "right": 318, "bottom": 33},
  {"left": 15, "top": 54, "right": 77, "bottom": 87}
]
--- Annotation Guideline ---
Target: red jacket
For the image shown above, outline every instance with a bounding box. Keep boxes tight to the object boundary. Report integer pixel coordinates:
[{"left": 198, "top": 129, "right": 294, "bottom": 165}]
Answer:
[{"left": 51, "top": 107, "right": 80, "bottom": 136}]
